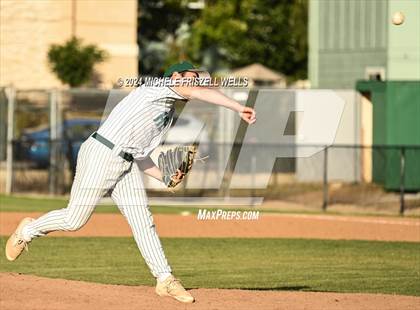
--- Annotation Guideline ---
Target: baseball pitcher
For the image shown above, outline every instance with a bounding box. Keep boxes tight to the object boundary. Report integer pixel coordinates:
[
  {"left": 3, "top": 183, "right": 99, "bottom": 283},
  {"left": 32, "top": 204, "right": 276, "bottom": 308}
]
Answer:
[{"left": 5, "top": 61, "right": 256, "bottom": 303}]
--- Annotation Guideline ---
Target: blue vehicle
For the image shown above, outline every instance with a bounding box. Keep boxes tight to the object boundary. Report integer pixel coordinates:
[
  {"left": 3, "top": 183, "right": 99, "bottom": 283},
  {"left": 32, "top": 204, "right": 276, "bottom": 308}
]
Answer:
[
  {"left": 18, "top": 114, "right": 209, "bottom": 168},
  {"left": 19, "top": 119, "right": 101, "bottom": 168}
]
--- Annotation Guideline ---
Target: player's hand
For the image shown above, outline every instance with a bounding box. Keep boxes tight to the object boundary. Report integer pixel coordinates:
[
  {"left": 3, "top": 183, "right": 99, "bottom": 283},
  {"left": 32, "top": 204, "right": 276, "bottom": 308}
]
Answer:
[
  {"left": 239, "top": 106, "right": 256, "bottom": 124},
  {"left": 172, "top": 169, "right": 185, "bottom": 183}
]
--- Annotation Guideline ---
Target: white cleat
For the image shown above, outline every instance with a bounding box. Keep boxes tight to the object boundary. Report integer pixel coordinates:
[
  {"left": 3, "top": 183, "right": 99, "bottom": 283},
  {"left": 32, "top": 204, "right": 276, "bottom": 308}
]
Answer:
[
  {"left": 155, "top": 275, "right": 195, "bottom": 303},
  {"left": 5, "top": 217, "right": 34, "bottom": 261}
]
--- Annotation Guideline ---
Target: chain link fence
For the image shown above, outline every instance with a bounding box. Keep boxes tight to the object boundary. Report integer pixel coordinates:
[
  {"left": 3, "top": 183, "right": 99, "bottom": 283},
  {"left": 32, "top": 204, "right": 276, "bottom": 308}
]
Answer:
[{"left": 1, "top": 87, "right": 419, "bottom": 215}]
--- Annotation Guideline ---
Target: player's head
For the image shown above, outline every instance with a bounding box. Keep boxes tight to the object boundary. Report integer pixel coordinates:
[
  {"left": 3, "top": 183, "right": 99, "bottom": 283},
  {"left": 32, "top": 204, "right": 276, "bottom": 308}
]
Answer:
[
  {"left": 172, "top": 71, "right": 199, "bottom": 80},
  {"left": 164, "top": 61, "right": 208, "bottom": 80}
]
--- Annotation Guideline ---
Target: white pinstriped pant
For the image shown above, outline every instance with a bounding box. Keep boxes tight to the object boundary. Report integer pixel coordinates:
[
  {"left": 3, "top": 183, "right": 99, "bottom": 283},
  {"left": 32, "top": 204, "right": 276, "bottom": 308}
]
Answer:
[{"left": 23, "top": 137, "right": 171, "bottom": 278}]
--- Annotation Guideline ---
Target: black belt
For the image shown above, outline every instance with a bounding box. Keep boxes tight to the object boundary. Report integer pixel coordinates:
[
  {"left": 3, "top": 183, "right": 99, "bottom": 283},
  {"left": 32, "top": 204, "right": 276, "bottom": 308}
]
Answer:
[{"left": 91, "top": 132, "right": 134, "bottom": 162}]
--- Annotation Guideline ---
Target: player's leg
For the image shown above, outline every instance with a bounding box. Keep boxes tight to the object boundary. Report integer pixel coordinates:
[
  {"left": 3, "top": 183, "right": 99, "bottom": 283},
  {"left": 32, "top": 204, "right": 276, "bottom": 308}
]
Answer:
[
  {"left": 111, "top": 162, "right": 171, "bottom": 278},
  {"left": 5, "top": 138, "right": 128, "bottom": 261},
  {"left": 21, "top": 139, "right": 109, "bottom": 237},
  {"left": 111, "top": 162, "right": 194, "bottom": 303}
]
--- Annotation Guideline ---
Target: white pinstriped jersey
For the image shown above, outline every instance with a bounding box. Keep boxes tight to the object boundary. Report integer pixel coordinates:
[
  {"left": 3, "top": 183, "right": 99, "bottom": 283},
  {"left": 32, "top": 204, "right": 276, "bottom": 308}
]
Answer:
[
  {"left": 22, "top": 85, "right": 188, "bottom": 280},
  {"left": 97, "top": 85, "right": 188, "bottom": 159}
]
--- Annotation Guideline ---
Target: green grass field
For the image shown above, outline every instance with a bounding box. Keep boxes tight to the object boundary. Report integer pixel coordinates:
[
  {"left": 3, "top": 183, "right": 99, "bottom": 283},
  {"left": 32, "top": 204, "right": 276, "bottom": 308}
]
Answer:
[
  {"left": 0, "top": 237, "right": 419, "bottom": 296},
  {"left": 1, "top": 194, "right": 419, "bottom": 296},
  {"left": 0, "top": 194, "right": 264, "bottom": 215},
  {"left": 0, "top": 194, "right": 321, "bottom": 216},
  {"left": 2, "top": 194, "right": 418, "bottom": 218}
]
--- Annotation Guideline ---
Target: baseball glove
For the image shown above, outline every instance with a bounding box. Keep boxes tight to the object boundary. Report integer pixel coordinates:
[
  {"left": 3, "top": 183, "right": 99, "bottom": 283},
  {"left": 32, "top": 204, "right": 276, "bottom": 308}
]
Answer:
[{"left": 158, "top": 144, "right": 198, "bottom": 188}]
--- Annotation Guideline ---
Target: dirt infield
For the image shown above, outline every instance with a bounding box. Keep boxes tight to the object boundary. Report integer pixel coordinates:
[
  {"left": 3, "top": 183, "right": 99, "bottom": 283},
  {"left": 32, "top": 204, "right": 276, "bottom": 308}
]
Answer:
[
  {"left": 0, "top": 273, "right": 420, "bottom": 310},
  {"left": 1, "top": 273, "right": 419, "bottom": 310},
  {"left": 1, "top": 211, "right": 419, "bottom": 241},
  {"left": 1, "top": 213, "right": 419, "bottom": 309}
]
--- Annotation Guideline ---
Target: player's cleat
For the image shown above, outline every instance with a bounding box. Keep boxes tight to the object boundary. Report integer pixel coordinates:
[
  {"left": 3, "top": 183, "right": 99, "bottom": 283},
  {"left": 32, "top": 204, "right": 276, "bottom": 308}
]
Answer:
[
  {"left": 155, "top": 275, "right": 195, "bottom": 303},
  {"left": 5, "top": 217, "right": 34, "bottom": 261}
]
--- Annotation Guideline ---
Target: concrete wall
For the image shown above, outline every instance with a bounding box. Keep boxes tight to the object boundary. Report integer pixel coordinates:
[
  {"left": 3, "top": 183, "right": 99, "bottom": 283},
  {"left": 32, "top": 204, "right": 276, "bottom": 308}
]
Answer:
[
  {"left": 360, "top": 95, "right": 373, "bottom": 182},
  {"left": 0, "top": 0, "right": 138, "bottom": 89},
  {"left": 76, "top": 0, "right": 138, "bottom": 87}
]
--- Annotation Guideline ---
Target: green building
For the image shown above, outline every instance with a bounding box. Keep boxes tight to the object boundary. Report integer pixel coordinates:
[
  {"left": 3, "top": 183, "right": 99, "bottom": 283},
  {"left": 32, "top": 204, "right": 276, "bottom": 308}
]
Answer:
[
  {"left": 308, "top": 0, "right": 420, "bottom": 191},
  {"left": 309, "top": 0, "right": 420, "bottom": 88}
]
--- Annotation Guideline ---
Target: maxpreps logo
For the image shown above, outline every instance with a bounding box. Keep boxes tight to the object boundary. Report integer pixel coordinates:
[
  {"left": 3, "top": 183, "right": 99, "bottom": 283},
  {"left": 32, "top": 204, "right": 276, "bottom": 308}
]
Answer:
[{"left": 197, "top": 209, "right": 260, "bottom": 220}]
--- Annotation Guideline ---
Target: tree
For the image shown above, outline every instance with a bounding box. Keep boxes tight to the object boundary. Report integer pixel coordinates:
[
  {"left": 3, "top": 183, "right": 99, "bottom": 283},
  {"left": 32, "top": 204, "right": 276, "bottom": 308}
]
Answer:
[
  {"left": 138, "top": 0, "right": 200, "bottom": 76},
  {"left": 47, "top": 37, "right": 107, "bottom": 87},
  {"left": 187, "top": 0, "right": 308, "bottom": 81}
]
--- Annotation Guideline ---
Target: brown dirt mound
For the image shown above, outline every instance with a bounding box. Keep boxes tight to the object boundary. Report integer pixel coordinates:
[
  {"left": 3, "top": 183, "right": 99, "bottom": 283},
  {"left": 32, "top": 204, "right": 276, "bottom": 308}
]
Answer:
[
  {"left": 1, "top": 212, "right": 419, "bottom": 242},
  {"left": 1, "top": 273, "right": 419, "bottom": 310}
]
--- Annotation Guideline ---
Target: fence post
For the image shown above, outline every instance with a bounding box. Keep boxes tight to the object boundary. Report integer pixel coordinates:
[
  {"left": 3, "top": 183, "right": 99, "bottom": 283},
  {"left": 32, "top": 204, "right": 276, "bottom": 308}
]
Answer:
[
  {"left": 399, "top": 147, "right": 406, "bottom": 215},
  {"left": 49, "top": 89, "right": 58, "bottom": 195},
  {"left": 5, "top": 87, "right": 15, "bottom": 194},
  {"left": 322, "top": 146, "right": 328, "bottom": 211}
]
